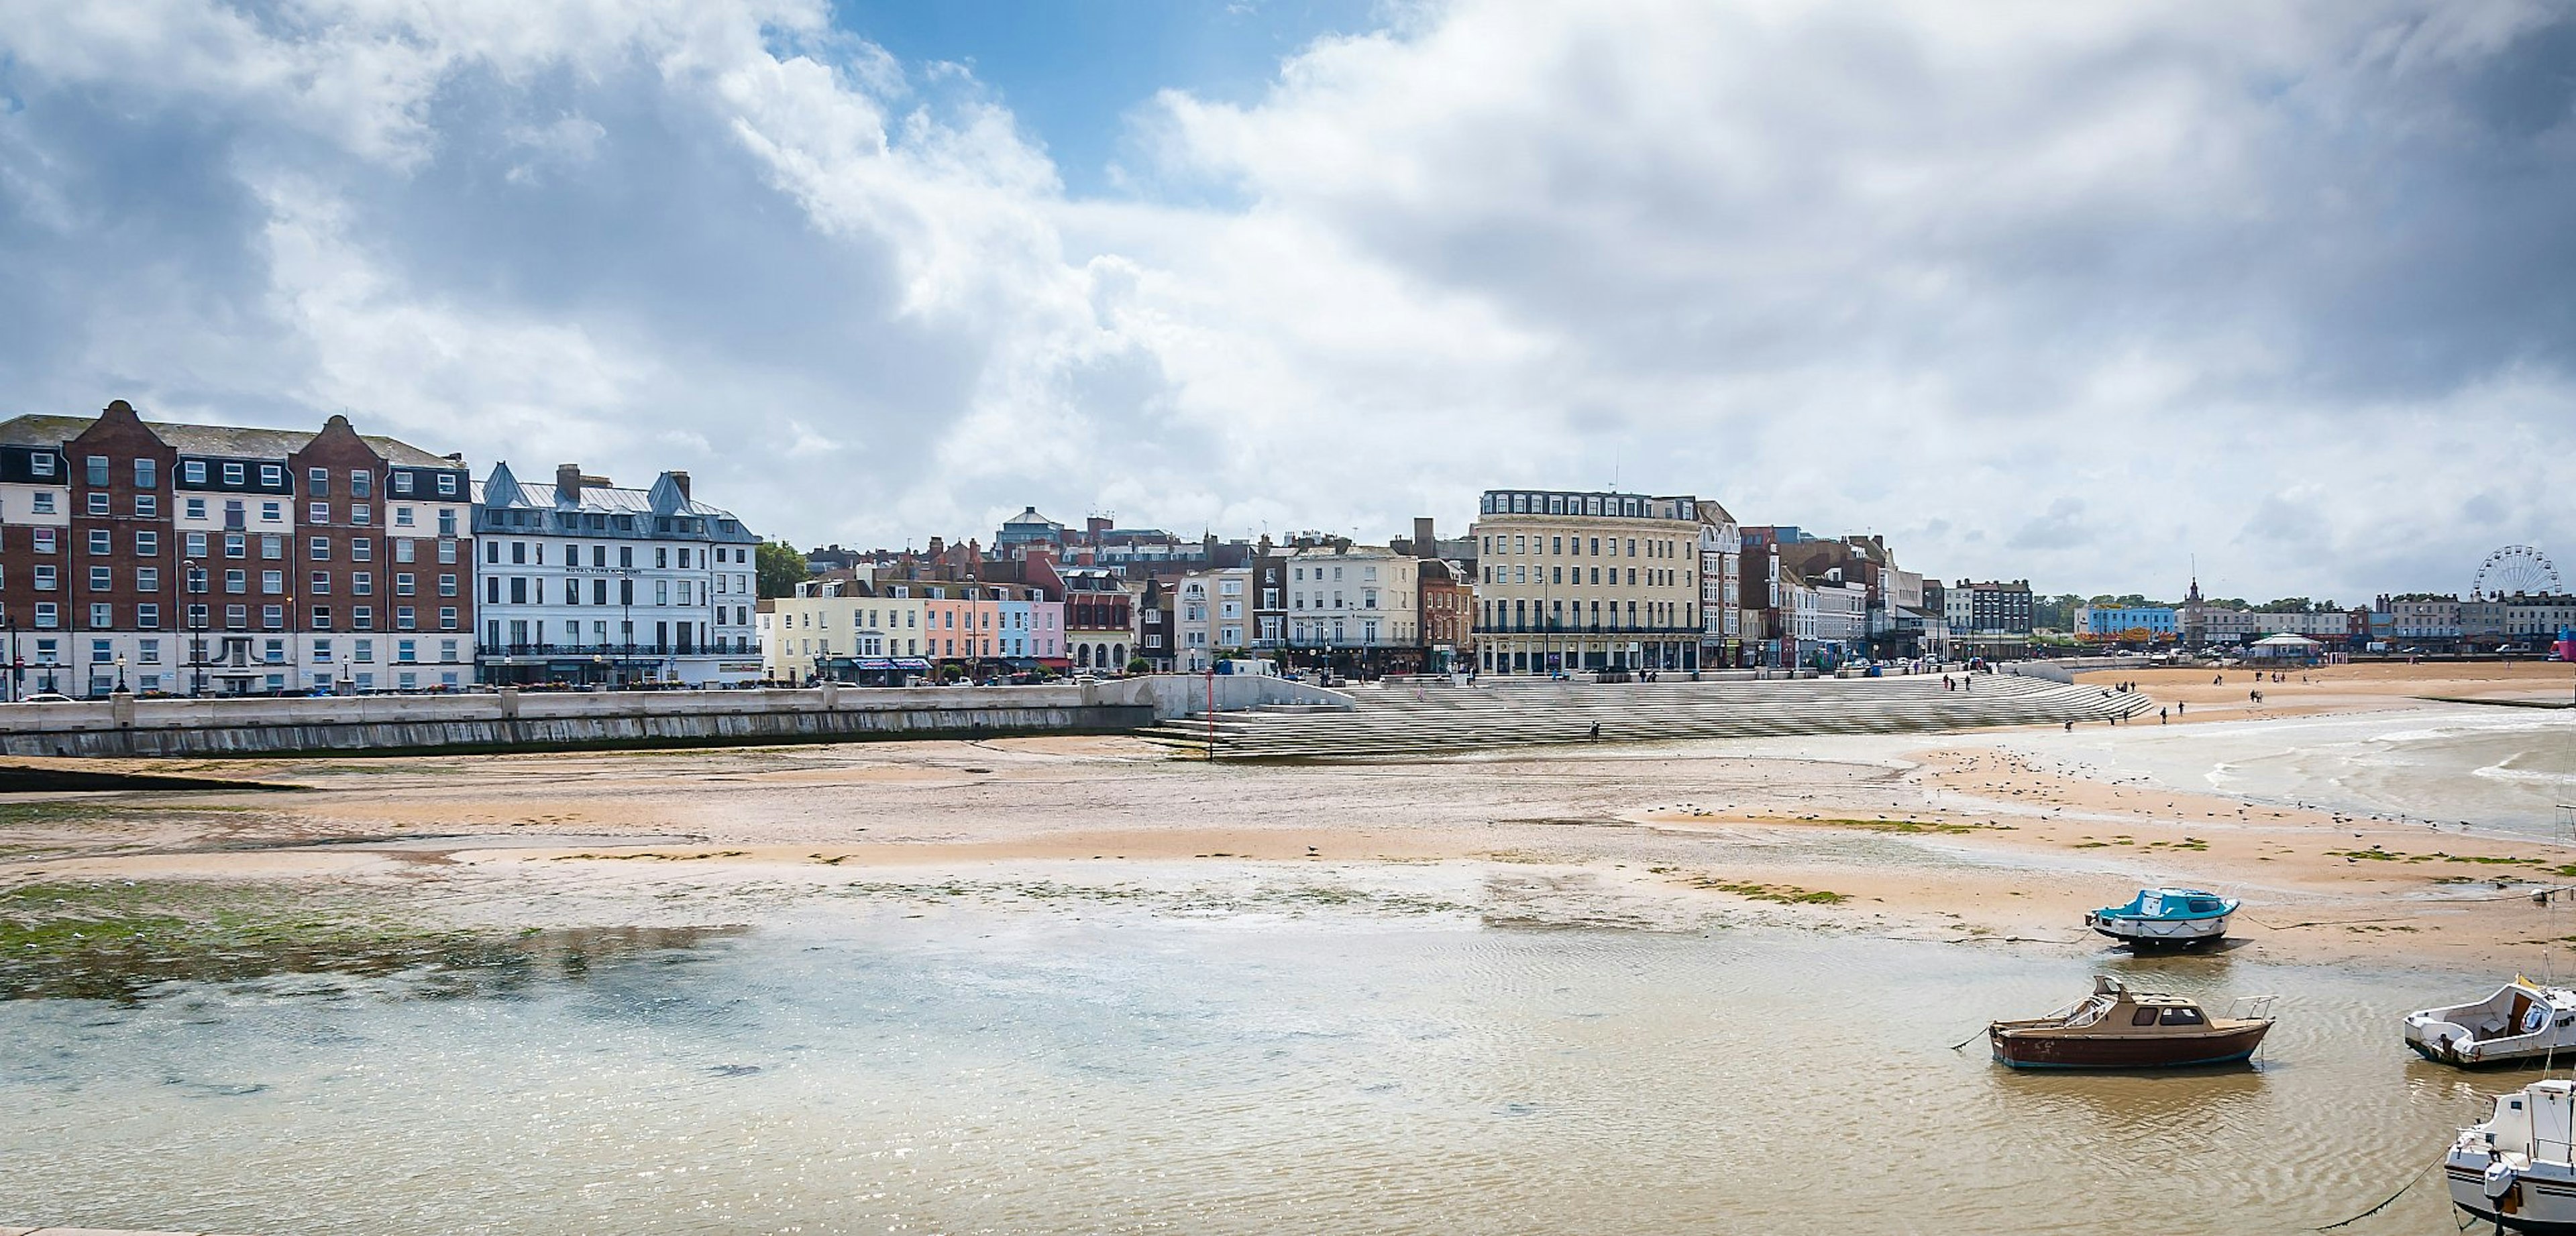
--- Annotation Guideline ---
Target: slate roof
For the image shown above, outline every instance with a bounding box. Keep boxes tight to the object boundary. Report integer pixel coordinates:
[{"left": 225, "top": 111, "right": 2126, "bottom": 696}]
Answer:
[
  {"left": 0, "top": 412, "right": 460, "bottom": 469},
  {"left": 472, "top": 477, "right": 747, "bottom": 524}
]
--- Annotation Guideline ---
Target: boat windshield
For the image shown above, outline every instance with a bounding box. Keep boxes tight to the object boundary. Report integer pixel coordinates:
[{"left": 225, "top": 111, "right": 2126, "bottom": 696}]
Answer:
[{"left": 2062, "top": 996, "right": 2113, "bottom": 1027}]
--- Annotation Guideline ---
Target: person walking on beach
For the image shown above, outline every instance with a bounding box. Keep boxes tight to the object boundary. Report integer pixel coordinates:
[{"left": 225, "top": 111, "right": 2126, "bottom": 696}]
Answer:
[
  {"left": 1589, "top": 721, "right": 1601, "bottom": 741},
  {"left": 2159, "top": 708, "right": 2168, "bottom": 724}
]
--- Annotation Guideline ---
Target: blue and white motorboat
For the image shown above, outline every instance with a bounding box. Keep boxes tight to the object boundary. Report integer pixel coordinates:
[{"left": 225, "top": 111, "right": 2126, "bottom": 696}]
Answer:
[{"left": 2085, "top": 887, "right": 2236, "bottom": 948}]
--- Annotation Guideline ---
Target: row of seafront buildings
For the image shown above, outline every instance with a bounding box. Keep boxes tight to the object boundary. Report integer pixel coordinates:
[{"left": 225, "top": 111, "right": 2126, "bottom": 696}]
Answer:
[
  {"left": 0, "top": 397, "right": 2171, "bottom": 699},
  {"left": 2078, "top": 581, "right": 2576, "bottom": 655},
  {"left": 761, "top": 492, "right": 2027, "bottom": 685},
  {"left": 0, "top": 401, "right": 761, "bottom": 697}
]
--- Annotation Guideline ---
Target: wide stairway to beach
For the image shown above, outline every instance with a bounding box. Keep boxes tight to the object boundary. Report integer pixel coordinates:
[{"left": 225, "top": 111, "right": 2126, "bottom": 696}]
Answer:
[{"left": 1139, "top": 673, "right": 2155, "bottom": 759}]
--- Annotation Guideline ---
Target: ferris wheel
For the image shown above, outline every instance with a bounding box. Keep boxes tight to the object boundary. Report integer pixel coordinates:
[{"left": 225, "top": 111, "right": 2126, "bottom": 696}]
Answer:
[{"left": 2473, "top": 544, "right": 2562, "bottom": 599}]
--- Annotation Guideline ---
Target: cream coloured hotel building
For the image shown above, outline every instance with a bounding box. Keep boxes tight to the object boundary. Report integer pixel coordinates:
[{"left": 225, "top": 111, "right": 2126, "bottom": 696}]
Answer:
[{"left": 1468, "top": 488, "right": 1705, "bottom": 675}]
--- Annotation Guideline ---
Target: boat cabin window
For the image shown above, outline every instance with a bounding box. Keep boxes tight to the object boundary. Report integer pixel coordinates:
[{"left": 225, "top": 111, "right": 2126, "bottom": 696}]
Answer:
[
  {"left": 2131, "top": 1009, "right": 2159, "bottom": 1026},
  {"left": 2158, "top": 1008, "right": 2204, "bottom": 1026},
  {"left": 2186, "top": 899, "right": 2219, "bottom": 912}
]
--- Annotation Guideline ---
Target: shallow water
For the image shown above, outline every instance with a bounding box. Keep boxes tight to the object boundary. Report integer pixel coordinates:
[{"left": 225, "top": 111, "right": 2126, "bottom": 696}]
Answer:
[
  {"left": 2021, "top": 706, "right": 2576, "bottom": 840},
  {"left": 0, "top": 904, "right": 2517, "bottom": 1234}
]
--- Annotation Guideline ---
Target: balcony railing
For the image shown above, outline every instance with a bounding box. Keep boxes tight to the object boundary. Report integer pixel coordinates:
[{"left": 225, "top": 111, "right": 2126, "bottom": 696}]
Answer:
[{"left": 1467, "top": 620, "right": 1701, "bottom": 636}]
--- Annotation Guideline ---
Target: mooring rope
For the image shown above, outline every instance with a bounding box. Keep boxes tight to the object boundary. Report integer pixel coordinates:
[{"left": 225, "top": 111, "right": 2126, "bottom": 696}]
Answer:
[{"left": 2316, "top": 1156, "right": 2439, "bottom": 1231}]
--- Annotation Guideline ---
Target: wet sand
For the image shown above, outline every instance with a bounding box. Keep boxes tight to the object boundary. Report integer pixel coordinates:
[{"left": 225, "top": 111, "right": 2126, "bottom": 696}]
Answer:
[{"left": 7, "top": 662, "right": 2576, "bottom": 972}]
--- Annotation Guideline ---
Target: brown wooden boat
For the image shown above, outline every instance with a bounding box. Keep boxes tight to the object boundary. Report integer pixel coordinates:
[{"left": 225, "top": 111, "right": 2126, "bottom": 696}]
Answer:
[{"left": 1988, "top": 976, "right": 2275, "bottom": 1070}]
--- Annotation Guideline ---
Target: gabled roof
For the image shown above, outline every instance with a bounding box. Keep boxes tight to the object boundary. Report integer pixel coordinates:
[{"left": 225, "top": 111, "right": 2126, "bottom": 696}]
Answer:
[{"left": 0, "top": 412, "right": 460, "bottom": 468}]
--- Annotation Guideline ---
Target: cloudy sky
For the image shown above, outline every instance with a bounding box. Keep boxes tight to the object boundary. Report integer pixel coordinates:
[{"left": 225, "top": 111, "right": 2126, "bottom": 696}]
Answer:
[{"left": 2, "top": 0, "right": 2571, "bottom": 603}]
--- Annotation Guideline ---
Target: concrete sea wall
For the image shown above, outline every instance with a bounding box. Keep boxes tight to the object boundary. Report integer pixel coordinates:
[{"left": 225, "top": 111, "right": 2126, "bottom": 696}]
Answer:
[
  {"left": 0, "top": 675, "right": 1352, "bottom": 759},
  {"left": 0, "top": 683, "right": 1156, "bottom": 759}
]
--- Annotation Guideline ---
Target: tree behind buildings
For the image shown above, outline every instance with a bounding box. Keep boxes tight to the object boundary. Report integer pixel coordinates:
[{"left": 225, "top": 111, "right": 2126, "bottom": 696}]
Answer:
[{"left": 756, "top": 540, "right": 809, "bottom": 598}]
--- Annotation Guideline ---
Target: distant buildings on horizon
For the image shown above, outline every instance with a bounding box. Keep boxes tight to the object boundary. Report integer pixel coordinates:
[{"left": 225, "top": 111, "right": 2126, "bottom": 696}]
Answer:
[{"left": 1, "top": 398, "right": 2561, "bottom": 700}]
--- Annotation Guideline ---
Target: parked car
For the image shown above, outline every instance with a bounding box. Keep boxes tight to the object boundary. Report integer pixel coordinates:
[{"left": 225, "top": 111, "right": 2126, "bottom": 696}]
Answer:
[{"left": 15, "top": 692, "right": 74, "bottom": 704}]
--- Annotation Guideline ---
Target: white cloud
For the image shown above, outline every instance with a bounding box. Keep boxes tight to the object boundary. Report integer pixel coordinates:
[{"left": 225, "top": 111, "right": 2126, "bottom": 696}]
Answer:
[{"left": 0, "top": 0, "right": 2569, "bottom": 602}]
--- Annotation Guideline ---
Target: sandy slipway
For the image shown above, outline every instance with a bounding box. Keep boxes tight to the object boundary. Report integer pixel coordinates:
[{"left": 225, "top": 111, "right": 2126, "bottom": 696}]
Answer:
[{"left": 2, "top": 661, "right": 2574, "bottom": 989}]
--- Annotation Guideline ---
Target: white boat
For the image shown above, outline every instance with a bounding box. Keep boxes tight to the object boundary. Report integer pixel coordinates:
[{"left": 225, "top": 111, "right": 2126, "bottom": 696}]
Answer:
[
  {"left": 2408, "top": 980, "right": 2576, "bottom": 1067},
  {"left": 2447, "top": 1078, "right": 2576, "bottom": 1232}
]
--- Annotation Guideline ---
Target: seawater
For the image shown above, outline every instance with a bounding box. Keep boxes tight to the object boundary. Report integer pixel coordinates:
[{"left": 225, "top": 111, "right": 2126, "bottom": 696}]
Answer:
[
  {"left": 0, "top": 905, "right": 2512, "bottom": 1234},
  {"left": 2028, "top": 706, "right": 2576, "bottom": 839}
]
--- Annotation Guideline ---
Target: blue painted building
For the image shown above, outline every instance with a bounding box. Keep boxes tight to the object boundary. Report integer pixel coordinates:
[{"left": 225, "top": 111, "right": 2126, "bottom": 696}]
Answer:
[{"left": 2084, "top": 606, "right": 2178, "bottom": 637}]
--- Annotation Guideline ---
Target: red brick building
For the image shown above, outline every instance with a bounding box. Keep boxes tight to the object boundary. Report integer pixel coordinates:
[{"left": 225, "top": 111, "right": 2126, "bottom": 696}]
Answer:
[
  {"left": 0, "top": 400, "right": 472, "bottom": 697},
  {"left": 1418, "top": 558, "right": 1474, "bottom": 671}
]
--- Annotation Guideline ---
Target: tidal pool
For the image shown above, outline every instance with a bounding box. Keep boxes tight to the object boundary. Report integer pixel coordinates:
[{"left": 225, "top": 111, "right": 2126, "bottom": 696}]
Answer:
[{"left": 0, "top": 905, "right": 2514, "bottom": 1234}]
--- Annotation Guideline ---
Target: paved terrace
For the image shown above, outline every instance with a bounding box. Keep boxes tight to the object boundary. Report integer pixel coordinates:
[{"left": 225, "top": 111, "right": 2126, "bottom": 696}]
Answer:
[{"left": 1139, "top": 672, "right": 2155, "bottom": 759}]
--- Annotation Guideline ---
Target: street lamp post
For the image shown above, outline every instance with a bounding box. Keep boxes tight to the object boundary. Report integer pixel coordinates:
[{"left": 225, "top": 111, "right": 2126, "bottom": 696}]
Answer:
[
  {"left": 115, "top": 652, "right": 127, "bottom": 693},
  {"left": 183, "top": 559, "right": 205, "bottom": 697},
  {"left": 619, "top": 565, "right": 637, "bottom": 689}
]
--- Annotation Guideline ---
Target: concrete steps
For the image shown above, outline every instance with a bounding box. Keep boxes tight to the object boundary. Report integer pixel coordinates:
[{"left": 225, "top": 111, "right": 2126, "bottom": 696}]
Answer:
[{"left": 1137, "top": 673, "right": 2155, "bottom": 759}]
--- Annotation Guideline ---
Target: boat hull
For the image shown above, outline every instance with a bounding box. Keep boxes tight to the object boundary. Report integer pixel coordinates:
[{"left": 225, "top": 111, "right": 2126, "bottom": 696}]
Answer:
[
  {"left": 1990, "top": 1022, "right": 2270, "bottom": 1069},
  {"left": 2086, "top": 911, "right": 2229, "bottom": 948},
  {"left": 2408, "top": 1035, "right": 2576, "bottom": 1068},
  {"left": 2450, "top": 1169, "right": 2576, "bottom": 1233}
]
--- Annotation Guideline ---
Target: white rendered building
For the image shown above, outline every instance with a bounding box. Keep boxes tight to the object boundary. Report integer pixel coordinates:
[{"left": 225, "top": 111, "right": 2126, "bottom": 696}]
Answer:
[
  {"left": 1281, "top": 544, "right": 1418, "bottom": 663},
  {"left": 472, "top": 462, "right": 761, "bottom": 687}
]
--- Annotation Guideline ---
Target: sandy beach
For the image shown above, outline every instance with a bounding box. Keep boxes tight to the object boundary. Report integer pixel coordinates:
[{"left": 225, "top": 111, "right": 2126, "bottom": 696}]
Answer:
[{"left": 5, "top": 661, "right": 2574, "bottom": 978}]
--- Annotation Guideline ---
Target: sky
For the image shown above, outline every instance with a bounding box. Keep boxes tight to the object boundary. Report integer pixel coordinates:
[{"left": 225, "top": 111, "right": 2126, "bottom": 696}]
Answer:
[{"left": 1, "top": 1, "right": 2571, "bottom": 605}]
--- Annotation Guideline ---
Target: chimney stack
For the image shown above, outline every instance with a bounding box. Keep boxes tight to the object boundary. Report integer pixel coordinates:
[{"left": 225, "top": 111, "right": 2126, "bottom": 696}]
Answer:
[
  {"left": 668, "top": 471, "right": 691, "bottom": 500},
  {"left": 557, "top": 463, "right": 583, "bottom": 505},
  {"left": 1412, "top": 517, "right": 1436, "bottom": 555}
]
